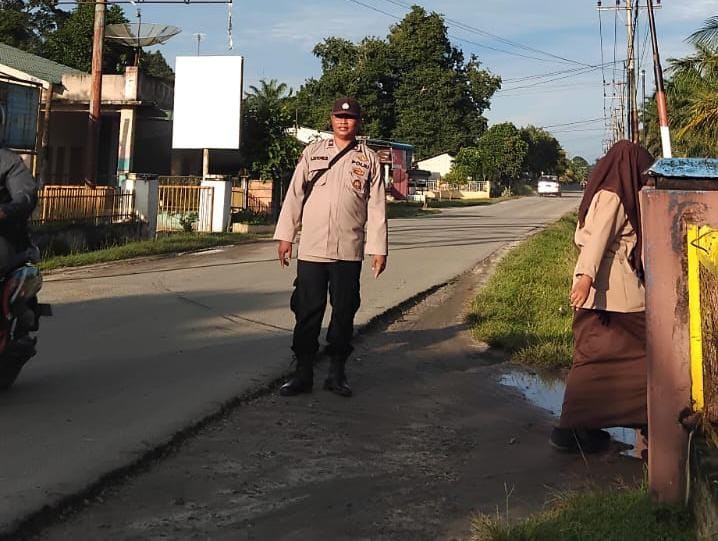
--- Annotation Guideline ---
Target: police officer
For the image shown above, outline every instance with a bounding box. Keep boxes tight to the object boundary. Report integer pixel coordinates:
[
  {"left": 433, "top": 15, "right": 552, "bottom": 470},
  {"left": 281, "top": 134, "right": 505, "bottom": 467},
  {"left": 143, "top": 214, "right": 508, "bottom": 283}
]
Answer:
[{"left": 274, "top": 97, "right": 388, "bottom": 397}]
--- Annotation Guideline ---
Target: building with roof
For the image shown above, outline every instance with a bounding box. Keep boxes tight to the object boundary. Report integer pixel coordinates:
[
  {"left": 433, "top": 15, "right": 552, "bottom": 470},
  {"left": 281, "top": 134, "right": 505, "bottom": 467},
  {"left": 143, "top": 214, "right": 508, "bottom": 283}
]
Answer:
[{"left": 0, "top": 42, "right": 174, "bottom": 184}]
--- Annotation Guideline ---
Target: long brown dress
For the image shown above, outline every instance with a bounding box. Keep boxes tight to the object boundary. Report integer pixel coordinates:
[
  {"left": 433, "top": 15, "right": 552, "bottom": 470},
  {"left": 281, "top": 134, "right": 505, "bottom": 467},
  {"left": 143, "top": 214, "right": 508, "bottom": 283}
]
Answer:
[{"left": 558, "top": 188, "right": 648, "bottom": 429}]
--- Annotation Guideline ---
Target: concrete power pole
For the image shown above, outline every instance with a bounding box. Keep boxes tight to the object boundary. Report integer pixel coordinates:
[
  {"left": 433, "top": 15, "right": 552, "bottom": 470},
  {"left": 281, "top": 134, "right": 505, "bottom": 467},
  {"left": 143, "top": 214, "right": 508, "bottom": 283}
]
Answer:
[
  {"left": 647, "top": 0, "right": 671, "bottom": 157},
  {"left": 626, "top": 0, "right": 640, "bottom": 143},
  {"left": 84, "top": 0, "right": 107, "bottom": 187}
]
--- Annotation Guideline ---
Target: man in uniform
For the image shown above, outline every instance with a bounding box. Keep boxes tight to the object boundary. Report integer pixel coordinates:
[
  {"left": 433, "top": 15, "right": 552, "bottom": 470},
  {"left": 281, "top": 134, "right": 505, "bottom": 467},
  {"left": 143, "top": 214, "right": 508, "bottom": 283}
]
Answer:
[{"left": 274, "top": 97, "right": 388, "bottom": 398}]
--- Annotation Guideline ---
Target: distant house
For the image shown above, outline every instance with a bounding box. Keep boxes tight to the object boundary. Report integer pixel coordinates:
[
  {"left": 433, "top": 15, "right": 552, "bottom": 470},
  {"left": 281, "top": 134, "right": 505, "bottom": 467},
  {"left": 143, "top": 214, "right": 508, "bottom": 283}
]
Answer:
[
  {"left": 416, "top": 153, "right": 454, "bottom": 181},
  {"left": 0, "top": 43, "right": 173, "bottom": 185}
]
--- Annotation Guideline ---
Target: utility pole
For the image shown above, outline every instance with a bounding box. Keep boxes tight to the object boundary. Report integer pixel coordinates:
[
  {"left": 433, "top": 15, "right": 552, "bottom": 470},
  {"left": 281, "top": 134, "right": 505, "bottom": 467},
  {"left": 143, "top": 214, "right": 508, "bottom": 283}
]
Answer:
[
  {"left": 84, "top": 0, "right": 106, "bottom": 187},
  {"left": 597, "top": 1, "right": 661, "bottom": 144},
  {"left": 641, "top": 68, "right": 647, "bottom": 142},
  {"left": 647, "top": 0, "right": 671, "bottom": 157},
  {"left": 626, "top": 0, "right": 640, "bottom": 143}
]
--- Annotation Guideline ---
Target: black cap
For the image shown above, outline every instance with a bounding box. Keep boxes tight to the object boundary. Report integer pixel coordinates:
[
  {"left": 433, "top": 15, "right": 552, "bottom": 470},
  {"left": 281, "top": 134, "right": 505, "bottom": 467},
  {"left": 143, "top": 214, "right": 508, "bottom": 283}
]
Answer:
[{"left": 331, "top": 96, "right": 361, "bottom": 118}]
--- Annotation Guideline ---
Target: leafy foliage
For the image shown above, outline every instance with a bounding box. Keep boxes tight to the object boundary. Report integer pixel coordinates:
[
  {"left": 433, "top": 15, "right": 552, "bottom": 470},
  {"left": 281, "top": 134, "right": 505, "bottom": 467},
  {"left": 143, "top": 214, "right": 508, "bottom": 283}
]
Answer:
[
  {"left": 293, "top": 6, "right": 501, "bottom": 159},
  {"left": 644, "top": 18, "right": 718, "bottom": 157},
  {"left": 519, "top": 126, "right": 562, "bottom": 178},
  {"left": 141, "top": 50, "right": 174, "bottom": 81},
  {"left": 564, "top": 156, "right": 590, "bottom": 183},
  {"left": 42, "top": 3, "right": 132, "bottom": 73},
  {"left": 1, "top": 2, "right": 174, "bottom": 79},
  {"left": 442, "top": 123, "right": 532, "bottom": 197},
  {"left": 241, "top": 79, "right": 303, "bottom": 181},
  {"left": 0, "top": 0, "right": 66, "bottom": 52}
]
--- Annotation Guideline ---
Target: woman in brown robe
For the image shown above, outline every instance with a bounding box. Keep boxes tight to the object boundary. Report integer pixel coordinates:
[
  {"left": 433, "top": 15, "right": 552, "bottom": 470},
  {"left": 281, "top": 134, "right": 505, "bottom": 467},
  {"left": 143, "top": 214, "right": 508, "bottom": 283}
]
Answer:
[{"left": 550, "top": 140, "right": 655, "bottom": 453}]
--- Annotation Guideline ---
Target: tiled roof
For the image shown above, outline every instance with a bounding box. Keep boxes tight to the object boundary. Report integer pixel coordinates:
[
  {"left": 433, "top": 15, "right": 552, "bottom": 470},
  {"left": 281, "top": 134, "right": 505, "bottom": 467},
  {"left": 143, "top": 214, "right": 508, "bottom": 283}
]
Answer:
[{"left": 0, "top": 42, "right": 84, "bottom": 84}]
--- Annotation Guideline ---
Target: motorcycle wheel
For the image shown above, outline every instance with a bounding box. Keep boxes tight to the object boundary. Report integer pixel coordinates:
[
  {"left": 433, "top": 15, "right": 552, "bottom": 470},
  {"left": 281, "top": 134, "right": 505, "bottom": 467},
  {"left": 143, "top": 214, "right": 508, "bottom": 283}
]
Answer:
[
  {"left": 0, "top": 361, "right": 24, "bottom": 390},
  {"left": 0, "top": 337, "right": 37, "bottom": 390}
]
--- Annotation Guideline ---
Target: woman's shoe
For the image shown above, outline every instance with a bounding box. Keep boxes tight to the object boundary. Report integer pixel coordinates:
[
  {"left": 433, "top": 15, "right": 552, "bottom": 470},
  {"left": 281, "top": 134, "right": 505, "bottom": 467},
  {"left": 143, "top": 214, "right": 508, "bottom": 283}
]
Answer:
[{"left": 549, "top": 427, "right": 611, "bottom": 453}]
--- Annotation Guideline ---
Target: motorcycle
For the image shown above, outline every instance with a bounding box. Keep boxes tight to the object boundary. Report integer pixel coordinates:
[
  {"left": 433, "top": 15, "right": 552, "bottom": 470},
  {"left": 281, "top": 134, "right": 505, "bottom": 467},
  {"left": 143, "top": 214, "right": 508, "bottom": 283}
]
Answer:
[{"left": 0, "top": 245, "right": 51, "bottom": 390}]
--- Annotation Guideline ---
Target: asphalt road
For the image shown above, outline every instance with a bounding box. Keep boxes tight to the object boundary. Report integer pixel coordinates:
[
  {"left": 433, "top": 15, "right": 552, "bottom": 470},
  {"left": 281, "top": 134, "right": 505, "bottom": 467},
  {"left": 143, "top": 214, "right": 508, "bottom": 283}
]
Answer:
[{"left": 0, "top": 194, "right": 579, "bottom": 534}]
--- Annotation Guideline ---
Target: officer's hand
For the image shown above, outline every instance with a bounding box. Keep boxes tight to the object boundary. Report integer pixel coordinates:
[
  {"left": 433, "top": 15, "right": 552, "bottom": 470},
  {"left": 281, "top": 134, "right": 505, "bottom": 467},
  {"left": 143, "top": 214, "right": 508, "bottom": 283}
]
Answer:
[
  {"left": 372, "top": 255, "right": 387, "bottom": 278},
  {"left": 278, "top": 240, "right": 292, "bottom": 267}
]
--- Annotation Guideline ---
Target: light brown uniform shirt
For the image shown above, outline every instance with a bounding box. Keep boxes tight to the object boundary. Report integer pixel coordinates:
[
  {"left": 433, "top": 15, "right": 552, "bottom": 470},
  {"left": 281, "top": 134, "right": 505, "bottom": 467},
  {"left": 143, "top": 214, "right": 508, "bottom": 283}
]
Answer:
[
  {"left": 574, "top": 189, "right": 645, "bottom": 313},
  {"left": 274, "top": 138, "right": 388, "bottom": 262}
]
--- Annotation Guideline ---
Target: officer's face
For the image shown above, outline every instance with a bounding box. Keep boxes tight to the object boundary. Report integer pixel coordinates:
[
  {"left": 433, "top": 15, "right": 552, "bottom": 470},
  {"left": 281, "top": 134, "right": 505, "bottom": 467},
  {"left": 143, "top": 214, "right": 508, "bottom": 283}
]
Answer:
[{"left": 331, "top": 114, "right": 359, "bottom": 139}]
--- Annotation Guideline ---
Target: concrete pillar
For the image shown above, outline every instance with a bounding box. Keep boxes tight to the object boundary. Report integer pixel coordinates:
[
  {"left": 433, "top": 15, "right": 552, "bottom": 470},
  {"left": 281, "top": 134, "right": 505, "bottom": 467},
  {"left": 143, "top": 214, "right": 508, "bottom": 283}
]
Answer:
[
  {"left": 200, "top": 176, "right": 232, "bottom": 233},
  {"left": 641, "top": 186, "right": 718, "bottom": 504},
  {"left": 117, "top": 108, "right": 137, "bottom": 176},
  {"left": 121, "top": 173, "right": 158, "bottom": 238}
]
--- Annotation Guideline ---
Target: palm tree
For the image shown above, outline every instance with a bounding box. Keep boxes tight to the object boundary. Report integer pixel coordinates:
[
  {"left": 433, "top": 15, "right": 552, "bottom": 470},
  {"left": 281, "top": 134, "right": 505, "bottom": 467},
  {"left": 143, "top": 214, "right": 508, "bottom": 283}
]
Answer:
[
  {"left": 689, "top": 16, "right": 718, "bottom": 50},
  {"left": 246, "top": 79, "right": 292, "bottom": 109},
  {"left": 644, "top": 20, "right": 718, "bottom": 157},
  {"left": 667, "top": 43, "right": 718, "bottom": 155}
]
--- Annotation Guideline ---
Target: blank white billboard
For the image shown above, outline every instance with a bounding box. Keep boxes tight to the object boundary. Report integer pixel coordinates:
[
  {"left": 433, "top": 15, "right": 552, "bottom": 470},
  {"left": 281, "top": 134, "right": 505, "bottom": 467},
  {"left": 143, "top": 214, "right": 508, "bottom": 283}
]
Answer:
[{"left": 172, "top": 56, "right": 243, "bottom": 149}]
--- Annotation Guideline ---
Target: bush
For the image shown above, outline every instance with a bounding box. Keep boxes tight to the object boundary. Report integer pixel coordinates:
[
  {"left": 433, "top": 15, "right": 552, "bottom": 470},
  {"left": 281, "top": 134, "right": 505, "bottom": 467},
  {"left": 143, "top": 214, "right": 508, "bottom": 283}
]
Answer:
[{"left": 231, "top": 209, "right": 273, "bottom": 225}]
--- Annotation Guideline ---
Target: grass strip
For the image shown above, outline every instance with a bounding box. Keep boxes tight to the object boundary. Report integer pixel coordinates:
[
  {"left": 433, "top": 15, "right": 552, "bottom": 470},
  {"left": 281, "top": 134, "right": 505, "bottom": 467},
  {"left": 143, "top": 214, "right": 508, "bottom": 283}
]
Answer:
[
  {"left": 387, "top": 196, "right": 513, "bottom": 219},
  {"left": 39, "top": 232, "right": 262, "bottom": 272},
  {"left": 468, "top": 213, "right": 577, "bottom": 370},
  {"left": 472, "top": 486, "right": 694, "bottom": 541}
]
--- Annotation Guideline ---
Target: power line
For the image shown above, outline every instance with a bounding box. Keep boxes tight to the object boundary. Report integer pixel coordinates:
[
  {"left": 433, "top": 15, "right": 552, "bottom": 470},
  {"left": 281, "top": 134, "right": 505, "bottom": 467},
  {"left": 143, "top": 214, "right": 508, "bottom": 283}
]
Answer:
[
  {"left": 344, "top": 0, "right": 589, "bottom": 66},
  {"left": 378, "top": 0, "right": 593, "bottom": 66},
  {"left": 497, "top": 65, "right": 605, "bottom": 92},
  {"left": 501, "top": 61, "right": 621, "bottom": 83},
  {"left": 537, "top": 117, "right": 605, "bottom": 129}
]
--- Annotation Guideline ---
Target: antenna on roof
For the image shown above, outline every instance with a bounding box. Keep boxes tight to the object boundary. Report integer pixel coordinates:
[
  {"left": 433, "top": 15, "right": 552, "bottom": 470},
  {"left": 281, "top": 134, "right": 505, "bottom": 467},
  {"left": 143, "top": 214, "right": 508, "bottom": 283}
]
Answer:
[{"left": 105, "top": 21, "right": 181, "bottom": 66}]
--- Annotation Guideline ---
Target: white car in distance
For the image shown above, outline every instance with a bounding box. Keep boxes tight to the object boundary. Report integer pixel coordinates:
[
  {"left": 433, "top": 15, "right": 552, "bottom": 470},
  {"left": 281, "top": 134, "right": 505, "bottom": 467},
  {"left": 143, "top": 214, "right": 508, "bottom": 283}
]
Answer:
[{"left": 537, "top": 176, "right": 561, "bottom": 197}]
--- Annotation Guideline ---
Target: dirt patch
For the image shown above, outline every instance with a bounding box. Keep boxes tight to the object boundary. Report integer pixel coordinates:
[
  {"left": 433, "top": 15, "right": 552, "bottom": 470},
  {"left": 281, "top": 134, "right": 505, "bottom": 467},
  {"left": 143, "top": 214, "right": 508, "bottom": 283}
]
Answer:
[{"left": 32, "top": 262, "right": 642, "bottom": 541}]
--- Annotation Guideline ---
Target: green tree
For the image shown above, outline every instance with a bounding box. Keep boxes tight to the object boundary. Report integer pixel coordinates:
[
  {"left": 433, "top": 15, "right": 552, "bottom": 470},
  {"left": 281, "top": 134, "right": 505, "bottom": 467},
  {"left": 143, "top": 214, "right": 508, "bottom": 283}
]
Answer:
[
  {"left": 0, "top": 0, "right": 34, "bottom": 49},
  {"left": 450, "top": 147, "right": 485, "bottom": 184},
  {"left": 141, "top": 50, "right": 174, "bottom": 81},
  {"left": 42, "top": 3, "right": 132, "bottom": 73},
  {"left": 569, "top": 156, "right": 590, "bottom": 183},
  {"left": 519, "top": 126, "right": 562, "bottom": 178},
  {"left": 241, "top": 79, "right": 302, "bottom": 181},
  {"left": 293, "top": 6, "right": 500, "bottom": 159},
  {"left": 0, "top": 0, "right": 66, "bottom": 52},
  {"left": 475, "top": 122, "right": 528, "bottom": 191}
]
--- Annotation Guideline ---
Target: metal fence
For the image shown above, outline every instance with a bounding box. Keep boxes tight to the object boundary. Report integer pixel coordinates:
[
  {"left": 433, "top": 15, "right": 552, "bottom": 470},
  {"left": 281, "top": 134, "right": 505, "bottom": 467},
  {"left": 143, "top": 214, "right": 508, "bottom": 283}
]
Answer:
[
  {"left": 157, "top": 175, "right": 203, "bottom": 186},
  {"left": 31, "top": 185, "right": 135, "bottom": 225},
  {"left": 687, "top": 226, "right": 718, "bottom": 423},
  {"left": 157, "top": 185, "right": 214, "bottom": 232},
  {"left": 231, "top": 187, "right": 272, "bottom": 215},
  {"left": 426, "top": 180, "right": 489, "bottom": 193}
]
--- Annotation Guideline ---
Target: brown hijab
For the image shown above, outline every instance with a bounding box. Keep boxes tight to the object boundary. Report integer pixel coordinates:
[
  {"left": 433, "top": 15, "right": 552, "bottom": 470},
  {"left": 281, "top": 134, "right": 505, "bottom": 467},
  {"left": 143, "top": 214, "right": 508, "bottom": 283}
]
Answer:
[{"left": 578, "top": 140, "right": 655, "bottom": 281}]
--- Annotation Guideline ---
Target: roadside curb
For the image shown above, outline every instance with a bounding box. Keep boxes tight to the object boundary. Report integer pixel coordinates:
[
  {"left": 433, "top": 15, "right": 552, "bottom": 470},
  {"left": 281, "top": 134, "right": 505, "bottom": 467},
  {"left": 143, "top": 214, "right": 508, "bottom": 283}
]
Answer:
[{"left": 41, "top": 237, "right": 275, "bottom": 277}]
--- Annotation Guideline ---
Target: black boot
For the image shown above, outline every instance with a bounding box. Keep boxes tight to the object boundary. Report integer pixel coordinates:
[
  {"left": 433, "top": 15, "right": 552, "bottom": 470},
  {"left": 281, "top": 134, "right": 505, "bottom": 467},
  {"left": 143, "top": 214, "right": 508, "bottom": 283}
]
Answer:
[
  {"left": 279, "top": 355, "right": 314, "bottom": 397},
  {"left": 324, "top": 356, "right": 352, "bottom": 397}
]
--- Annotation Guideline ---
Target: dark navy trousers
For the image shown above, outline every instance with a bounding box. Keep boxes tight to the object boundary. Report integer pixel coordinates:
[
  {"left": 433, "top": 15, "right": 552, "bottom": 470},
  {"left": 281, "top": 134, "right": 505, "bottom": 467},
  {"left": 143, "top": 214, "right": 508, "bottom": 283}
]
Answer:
[{"left": 290, "top": 259, "right": 362, "bottom": 358}]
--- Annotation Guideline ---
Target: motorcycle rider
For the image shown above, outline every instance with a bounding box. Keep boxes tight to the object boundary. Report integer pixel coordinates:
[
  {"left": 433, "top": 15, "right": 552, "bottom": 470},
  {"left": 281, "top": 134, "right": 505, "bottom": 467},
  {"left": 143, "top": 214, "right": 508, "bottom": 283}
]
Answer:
[{"left": 0, "top": 119, "right": 39, "bottom": 271}]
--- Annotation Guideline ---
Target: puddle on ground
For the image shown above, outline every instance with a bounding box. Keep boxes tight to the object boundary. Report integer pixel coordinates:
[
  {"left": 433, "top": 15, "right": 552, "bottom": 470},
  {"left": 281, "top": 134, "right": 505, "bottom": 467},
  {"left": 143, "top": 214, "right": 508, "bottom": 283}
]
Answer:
[{"left": 499, "top": 371, "right": 639, "bottom": 456}]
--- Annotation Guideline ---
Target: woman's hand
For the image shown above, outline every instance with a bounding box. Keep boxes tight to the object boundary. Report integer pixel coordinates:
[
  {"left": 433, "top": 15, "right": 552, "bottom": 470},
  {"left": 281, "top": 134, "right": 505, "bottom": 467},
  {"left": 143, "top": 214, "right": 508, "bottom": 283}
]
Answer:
[{"left": 570, "top": 274, "right": 593, "bottom": 309}]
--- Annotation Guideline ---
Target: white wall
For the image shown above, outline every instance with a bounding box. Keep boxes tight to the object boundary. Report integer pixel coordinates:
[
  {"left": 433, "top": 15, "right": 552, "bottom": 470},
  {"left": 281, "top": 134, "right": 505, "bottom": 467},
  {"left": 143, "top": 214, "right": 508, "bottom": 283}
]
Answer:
[{"left": 417, "top": 153, "right": 454, "bottom": 180}]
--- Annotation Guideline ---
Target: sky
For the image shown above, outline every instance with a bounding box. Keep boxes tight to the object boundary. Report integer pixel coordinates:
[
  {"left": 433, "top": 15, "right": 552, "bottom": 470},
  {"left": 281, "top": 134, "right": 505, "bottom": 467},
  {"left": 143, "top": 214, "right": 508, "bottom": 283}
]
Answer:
[{"left": 125, "top": 0, "right": 718, "bottom": 161}]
